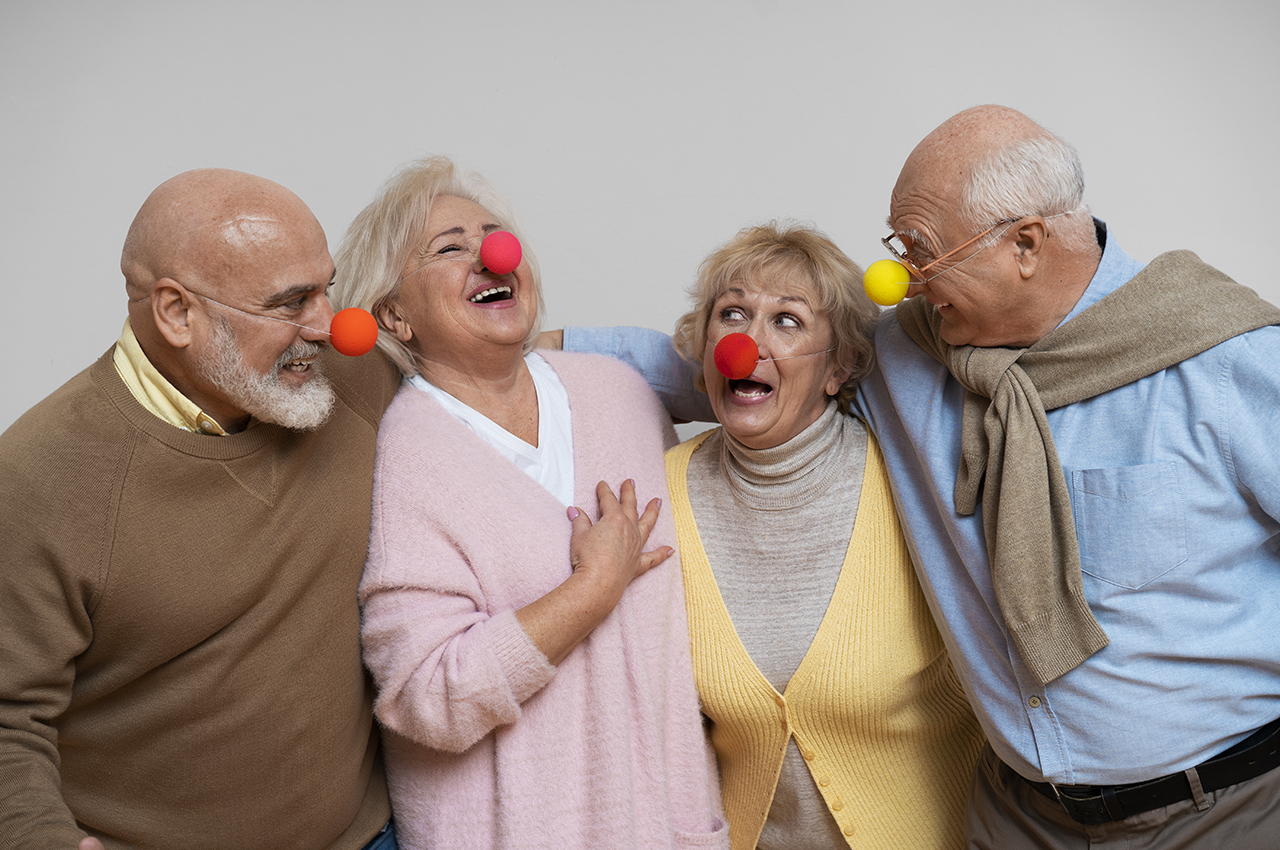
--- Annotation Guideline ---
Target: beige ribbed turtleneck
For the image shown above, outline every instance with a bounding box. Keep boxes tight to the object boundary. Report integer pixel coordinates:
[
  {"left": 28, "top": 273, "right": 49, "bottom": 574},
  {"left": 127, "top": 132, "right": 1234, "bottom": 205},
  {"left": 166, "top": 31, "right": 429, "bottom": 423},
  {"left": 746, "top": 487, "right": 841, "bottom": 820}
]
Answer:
[{"left": 686, "top": 402, "right": 867, "bottom": 850}]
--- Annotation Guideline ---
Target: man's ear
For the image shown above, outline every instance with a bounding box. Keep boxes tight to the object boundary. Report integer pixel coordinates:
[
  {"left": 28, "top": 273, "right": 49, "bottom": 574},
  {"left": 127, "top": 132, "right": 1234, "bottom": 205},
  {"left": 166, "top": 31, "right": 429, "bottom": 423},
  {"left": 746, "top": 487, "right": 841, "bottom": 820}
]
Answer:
[
  {"left": 151, "top": 279, "right": 197, "bottom": 349},
  {"left": 1013, "top": 218, "right": 1049, "bottom": 280},
  {"left": 375, "top": 300, "right": 413, "bottom": 344}
]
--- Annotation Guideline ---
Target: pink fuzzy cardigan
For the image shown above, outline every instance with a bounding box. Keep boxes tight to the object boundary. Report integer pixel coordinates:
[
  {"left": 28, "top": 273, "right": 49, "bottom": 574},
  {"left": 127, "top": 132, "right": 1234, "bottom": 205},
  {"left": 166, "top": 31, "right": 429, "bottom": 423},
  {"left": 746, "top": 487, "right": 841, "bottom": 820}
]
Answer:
[{"left": 360, "top": 351, "right": 727, "bottom": 850}]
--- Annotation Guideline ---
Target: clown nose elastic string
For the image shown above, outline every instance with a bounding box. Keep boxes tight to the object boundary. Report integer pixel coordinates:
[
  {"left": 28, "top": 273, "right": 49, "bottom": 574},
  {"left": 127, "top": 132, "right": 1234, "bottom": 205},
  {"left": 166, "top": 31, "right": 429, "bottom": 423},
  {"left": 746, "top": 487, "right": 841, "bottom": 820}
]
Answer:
[
  {"left": 399, "top": 230, "right": 524, "bottom": 283},
  {"left": 712, "top": 332, "right": 835, "bottom": 380},
  {"left": 185, "top": 292, "right": 380, "bottom": 357}
]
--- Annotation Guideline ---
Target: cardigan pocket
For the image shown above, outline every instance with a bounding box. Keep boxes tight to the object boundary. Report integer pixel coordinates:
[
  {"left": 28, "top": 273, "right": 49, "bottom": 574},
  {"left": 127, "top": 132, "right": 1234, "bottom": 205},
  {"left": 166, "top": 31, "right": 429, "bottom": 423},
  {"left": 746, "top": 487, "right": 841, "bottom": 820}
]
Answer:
[
  {"left": 674, "top": 817, "right": 729, "bottom": 848},
  {"left": 1069, "top": 461, "right": 1188, "bottom": 589}
]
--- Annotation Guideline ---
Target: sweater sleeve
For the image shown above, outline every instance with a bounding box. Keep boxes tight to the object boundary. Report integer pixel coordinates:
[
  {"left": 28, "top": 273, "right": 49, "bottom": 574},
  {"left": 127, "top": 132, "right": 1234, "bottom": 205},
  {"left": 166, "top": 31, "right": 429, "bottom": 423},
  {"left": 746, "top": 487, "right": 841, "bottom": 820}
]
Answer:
[
  {"left": 563, "top": 326, "right": 716, "bottom": 424},
  {"left": 359, "top": 392, "right": 558, "bottom": 755},
  {"left": 0, "top": 380, "right": 110, "bottom": 848}
]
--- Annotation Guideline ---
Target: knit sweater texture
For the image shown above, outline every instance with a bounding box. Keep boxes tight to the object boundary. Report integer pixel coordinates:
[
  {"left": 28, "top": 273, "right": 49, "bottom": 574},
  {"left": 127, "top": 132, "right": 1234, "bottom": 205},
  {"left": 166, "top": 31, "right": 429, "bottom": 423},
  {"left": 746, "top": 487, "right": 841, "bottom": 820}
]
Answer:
[
  {"left": 360, "top": 350, "right": 728, "bottom": 850},
  {"left": 668, "top": 425, "right": 984, "bottom": 850},
  {"left": 0, "top": 347, "right": 400, "bottom": 849}
]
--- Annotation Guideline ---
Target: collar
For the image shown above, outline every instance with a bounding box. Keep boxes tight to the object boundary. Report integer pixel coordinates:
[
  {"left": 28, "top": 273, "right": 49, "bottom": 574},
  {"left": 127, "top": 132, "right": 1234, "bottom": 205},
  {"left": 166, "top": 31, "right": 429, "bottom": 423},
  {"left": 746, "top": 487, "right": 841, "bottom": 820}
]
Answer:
[
  {"left": 112, "top": 319, "right": 229, "bottom": 435},
  {"left": 1059, "top": 218, "right": 1147, "bottom": 325}
]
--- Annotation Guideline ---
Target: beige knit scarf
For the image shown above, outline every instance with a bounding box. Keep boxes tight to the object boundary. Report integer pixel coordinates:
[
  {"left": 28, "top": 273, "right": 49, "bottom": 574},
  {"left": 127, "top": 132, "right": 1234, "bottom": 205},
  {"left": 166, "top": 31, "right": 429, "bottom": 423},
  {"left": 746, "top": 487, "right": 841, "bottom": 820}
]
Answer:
[{"left": 897, "top": 250, "right": 1280, "bottom": 685}]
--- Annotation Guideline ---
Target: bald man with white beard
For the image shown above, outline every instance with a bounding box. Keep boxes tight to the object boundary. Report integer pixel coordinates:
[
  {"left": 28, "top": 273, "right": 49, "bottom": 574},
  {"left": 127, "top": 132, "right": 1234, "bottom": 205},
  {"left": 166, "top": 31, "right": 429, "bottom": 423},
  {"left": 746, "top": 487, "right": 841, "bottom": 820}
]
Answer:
[{"left": 0, "top": 169, "right": 402, "bottom": 850}]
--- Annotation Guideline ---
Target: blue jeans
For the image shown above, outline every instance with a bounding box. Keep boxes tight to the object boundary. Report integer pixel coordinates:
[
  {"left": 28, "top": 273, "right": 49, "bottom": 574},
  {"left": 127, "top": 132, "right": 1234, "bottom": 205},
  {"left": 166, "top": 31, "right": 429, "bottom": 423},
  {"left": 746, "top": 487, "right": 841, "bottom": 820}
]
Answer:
[{"left": 360, "top": 819, "right": 397, "bottom": 850}]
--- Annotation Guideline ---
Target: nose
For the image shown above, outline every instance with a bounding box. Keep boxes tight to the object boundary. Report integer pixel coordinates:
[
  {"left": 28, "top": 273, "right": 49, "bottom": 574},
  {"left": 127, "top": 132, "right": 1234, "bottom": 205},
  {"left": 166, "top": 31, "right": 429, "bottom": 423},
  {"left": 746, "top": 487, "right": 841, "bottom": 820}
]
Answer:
[
  {"left": 905, "top": 280, "right": 927, "bottom": 299},
  {"left": 303, "top": 296, "right": 337, "bottom": 342},
  {"left": 733, "top": 318, "right": 762, "bottom": 357}
]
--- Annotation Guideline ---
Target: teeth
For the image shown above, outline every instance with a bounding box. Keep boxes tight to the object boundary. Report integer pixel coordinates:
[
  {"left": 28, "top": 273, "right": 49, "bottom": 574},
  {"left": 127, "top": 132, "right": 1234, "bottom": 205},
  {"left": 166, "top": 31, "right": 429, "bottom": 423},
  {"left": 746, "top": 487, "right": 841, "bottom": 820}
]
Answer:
[{"left": 470, "top": 286, "right": 512, "bottom": 304}]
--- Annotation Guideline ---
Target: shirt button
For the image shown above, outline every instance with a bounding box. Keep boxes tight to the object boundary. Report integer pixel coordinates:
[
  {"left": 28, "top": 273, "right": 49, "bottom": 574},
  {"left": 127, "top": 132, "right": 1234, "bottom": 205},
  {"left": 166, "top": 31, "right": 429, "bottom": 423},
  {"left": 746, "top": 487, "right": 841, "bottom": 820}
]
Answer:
[
  {"left": 1028, "top": 696, "right": 1042, "bottom": 708},
  {"left": 818, "top": 777, "right": 831, "bottom": 787},
  {"left": 831, "top": 800, "right": 844, "bottom": 812}
]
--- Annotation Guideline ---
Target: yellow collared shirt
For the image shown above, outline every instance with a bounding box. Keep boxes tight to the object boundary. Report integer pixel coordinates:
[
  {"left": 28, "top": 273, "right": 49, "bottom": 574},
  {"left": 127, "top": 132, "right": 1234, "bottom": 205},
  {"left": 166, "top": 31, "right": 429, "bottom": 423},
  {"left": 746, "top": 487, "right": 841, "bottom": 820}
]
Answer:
[{"left": 112, "top": 319, "right": 229, "bottom": 435}]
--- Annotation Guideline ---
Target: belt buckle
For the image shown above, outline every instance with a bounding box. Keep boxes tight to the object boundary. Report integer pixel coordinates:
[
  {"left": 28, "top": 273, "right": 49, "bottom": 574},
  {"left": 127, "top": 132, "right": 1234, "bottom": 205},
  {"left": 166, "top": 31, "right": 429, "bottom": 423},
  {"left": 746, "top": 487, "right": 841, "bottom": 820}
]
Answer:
[{"left": 1048, "top": 782, "right": 1116, "bottom": 825}]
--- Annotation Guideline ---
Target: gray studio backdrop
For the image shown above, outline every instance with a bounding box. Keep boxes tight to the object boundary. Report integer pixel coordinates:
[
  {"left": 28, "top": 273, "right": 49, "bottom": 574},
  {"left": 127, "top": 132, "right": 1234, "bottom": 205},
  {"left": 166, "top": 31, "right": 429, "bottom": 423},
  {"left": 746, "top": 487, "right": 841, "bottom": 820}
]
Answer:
[{"left": 4, "top": 0, "right": 1278, "bottom": 433}]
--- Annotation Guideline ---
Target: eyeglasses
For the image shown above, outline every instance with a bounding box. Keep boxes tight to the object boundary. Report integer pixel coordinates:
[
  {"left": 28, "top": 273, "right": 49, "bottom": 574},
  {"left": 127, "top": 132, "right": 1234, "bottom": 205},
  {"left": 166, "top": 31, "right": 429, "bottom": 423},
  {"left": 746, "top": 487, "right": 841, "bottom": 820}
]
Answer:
[{"left": 881, "top": 219, "right": 1016, "bottom": 283}]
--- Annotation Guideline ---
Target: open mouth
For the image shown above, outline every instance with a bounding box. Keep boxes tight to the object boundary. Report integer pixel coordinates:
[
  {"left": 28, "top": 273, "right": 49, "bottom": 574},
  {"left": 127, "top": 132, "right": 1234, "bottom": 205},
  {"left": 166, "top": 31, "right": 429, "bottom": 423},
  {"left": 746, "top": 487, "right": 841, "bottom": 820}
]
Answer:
[
  {"left": 729, "top": 378, "right": 773, "bottom": 399},
  {"left": 469, "top": 285, "right": 513, "bottom": 304},
  {"left": 281, "top": 357, "right": 314, "bottom": 374}
]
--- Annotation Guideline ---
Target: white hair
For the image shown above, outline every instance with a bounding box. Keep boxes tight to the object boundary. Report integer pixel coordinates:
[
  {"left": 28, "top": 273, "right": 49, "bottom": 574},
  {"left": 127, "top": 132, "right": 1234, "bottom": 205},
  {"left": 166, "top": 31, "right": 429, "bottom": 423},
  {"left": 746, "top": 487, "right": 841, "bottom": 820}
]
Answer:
[
  {"left": 962, "top": 134, "right": 1097, "bottom": 256},
  {"left": 330, "top": 156, "right": 542, "bottom": 377},
  {"left": 197, "top": 316, "right": 335, "bottom": 431}
]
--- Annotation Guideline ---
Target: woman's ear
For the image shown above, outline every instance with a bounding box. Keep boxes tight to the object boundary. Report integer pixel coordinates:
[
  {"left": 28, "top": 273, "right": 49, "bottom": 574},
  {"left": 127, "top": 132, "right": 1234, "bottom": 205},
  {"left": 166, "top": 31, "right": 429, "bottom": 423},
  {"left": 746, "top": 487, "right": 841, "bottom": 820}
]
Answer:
[
  {"left": 825, "top": 357, "right": 853, "bottom": 398},
  {"left": 375, "top": 300, "right": 413, "bottom": 344}
]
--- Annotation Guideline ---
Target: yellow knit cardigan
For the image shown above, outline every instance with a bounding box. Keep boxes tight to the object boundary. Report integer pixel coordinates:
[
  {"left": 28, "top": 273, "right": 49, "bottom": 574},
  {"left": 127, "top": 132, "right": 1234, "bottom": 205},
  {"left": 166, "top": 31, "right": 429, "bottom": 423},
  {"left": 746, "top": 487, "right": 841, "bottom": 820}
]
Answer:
[{"left": 666, "top": 429, "right": 984, "bottom": 850}]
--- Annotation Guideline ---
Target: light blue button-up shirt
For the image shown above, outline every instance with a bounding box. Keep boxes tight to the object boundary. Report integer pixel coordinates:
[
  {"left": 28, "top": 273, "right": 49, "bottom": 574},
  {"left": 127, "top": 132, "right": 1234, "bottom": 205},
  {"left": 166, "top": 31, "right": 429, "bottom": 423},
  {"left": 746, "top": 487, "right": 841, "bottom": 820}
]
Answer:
[{"left": 565, "top": 223, "right": 1280, "bottom": 785}]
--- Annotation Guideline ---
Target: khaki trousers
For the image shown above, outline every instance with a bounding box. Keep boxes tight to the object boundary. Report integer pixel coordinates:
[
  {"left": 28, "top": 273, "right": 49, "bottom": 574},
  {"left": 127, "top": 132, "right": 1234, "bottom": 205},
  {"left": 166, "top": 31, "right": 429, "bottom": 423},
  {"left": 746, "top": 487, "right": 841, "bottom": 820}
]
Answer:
[{"left": 965, "top": 743, "right": 1280, "bottom": 849}]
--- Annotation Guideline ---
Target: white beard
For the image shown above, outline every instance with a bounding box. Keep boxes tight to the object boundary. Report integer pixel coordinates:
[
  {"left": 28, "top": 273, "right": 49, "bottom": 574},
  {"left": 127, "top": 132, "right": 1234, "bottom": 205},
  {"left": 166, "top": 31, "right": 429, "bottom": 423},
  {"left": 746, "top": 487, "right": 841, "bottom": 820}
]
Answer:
[{"left": 198, "top": 318, "right": 336, "bottom": 431}]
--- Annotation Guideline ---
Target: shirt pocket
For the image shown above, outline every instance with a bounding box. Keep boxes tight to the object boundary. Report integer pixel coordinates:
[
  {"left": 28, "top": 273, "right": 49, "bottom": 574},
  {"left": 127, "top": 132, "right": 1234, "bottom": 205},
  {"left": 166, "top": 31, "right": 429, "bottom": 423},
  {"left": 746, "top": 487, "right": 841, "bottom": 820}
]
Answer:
[{"left": 1069, "top": 461, "right": 1188, "bottom": 589}]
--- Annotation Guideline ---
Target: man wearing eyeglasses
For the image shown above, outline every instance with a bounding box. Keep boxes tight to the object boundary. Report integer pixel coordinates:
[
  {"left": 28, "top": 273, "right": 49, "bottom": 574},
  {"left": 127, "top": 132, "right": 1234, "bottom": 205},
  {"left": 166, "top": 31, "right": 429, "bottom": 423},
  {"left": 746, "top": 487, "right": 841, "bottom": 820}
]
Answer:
[
  {"left": 859, "top": 104, "right": 1280, "bottom": 848},
  {"left": 0, "top": 169, "right": 401, "bottom": 850},
  {"left": 556, "top": 105, "right": 1280, "bottom": 848}
]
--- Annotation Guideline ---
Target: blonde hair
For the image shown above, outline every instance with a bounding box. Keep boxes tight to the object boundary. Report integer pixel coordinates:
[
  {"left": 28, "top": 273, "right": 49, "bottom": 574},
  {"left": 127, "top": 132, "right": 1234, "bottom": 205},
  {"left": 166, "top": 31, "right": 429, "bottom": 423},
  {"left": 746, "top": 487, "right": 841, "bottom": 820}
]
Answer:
[
  {"left": 672, "top": 221, "right": 877, "bottom": 413},
  {"left": 330, "top": 156, "right": 542, "bottom": 376}
]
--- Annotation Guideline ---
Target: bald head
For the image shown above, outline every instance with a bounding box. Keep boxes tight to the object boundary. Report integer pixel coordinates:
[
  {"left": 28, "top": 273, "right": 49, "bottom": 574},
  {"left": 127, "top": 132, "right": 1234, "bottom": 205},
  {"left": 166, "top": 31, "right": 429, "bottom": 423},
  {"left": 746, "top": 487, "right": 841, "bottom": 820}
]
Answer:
[
  {"left": 122, "top": 168, "right": 324, "bottom": 304},
  {"left": 910, "top": 105, "right": 1051, "bottom": 171}
]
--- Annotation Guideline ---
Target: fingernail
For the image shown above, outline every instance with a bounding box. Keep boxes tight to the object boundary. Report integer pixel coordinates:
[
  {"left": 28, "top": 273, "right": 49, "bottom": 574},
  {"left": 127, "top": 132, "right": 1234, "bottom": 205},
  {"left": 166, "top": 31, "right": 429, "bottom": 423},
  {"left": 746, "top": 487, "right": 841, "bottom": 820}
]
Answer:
[{"left": 567, "top": 506, "right": 580, "bottom": 520}]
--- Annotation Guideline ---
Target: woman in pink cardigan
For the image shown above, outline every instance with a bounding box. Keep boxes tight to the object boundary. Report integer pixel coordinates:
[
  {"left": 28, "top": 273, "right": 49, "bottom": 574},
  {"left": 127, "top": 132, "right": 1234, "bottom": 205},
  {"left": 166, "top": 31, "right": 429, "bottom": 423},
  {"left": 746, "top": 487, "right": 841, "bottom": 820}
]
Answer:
[{"left": 330, "top": 157, "right": 726, "bottom": 850}]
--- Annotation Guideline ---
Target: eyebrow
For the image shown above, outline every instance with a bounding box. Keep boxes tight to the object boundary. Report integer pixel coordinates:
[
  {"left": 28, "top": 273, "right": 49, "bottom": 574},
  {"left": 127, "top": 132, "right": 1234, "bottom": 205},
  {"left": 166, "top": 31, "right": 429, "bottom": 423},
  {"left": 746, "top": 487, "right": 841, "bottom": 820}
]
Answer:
[
  {"left": 263, "top": 281, "right": 329, "bottom": 308},
  {"left": 896, "top": 227, "right": 936, "bottom": 258},
  {"left": 718, "top": 286, "right": 813, "bottom": 308},
  {"left": 426, "top": 222, "right": 503, "bottom": 250}
]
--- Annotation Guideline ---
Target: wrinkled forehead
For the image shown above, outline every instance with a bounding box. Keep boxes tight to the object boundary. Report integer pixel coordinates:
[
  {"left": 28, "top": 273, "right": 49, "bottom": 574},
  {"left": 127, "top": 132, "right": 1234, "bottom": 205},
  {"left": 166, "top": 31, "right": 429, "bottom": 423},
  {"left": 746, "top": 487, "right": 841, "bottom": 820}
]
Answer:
[
  {"left": 889, "top": 148, "right": 963, "bottom": 225},
  {"left": 423, "top": 194, "right": 504, "bottom": 234},
  {"left": 711, "top": 263, "right": 821, "bottom": 312},
  {"left": 195, "top": 210, "right": 329, "bottom": 292}
]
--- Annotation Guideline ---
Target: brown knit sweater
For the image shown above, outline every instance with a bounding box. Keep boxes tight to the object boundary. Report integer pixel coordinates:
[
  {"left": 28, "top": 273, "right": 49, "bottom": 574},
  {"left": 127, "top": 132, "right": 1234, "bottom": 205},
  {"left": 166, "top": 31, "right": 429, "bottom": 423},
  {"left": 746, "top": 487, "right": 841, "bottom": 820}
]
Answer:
[{"left": 0, "top": 346, "right": 400, "bottom": 849}]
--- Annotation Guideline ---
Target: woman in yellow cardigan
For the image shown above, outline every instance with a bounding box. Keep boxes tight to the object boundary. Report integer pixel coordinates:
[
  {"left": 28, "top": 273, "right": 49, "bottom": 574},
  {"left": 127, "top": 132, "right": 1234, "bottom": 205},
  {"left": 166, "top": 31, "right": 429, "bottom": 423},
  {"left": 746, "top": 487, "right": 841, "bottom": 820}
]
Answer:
[{"left": 666, "top": 222, "right": 984, "bottom": 850}]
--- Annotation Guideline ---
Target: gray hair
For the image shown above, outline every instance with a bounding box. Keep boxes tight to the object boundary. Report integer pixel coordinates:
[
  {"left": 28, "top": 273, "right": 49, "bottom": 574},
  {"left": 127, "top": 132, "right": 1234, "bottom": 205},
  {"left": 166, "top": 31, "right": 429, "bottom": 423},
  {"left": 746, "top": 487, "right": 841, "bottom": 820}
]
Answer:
[
  {"left": 330, "top": 156, "right": 542, "bottom": 376},
  {"left": 962, "top": 134, "right": 1097, "bottom": 256}
]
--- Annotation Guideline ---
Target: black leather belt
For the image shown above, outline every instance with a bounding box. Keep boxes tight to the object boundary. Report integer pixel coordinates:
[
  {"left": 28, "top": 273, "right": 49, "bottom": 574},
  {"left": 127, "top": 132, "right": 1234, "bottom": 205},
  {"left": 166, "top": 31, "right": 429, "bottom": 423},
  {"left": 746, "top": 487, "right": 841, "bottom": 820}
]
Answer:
[{"left": 1024, "top": 717, "right": 1280, "bottom": 825}]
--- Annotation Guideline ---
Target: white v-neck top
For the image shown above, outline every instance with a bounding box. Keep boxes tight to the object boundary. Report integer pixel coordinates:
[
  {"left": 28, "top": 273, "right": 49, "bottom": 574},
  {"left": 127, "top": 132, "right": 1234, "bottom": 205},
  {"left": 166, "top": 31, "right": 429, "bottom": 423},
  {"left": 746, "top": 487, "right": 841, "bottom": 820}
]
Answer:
[{"left": 409, "top": 352, "right": 575, "bottom": 506}]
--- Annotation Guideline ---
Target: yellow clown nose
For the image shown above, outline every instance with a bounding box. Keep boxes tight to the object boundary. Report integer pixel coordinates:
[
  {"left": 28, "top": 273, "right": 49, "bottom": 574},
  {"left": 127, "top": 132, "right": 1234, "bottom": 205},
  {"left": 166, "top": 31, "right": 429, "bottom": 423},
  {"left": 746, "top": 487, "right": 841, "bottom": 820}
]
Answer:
[{"left": 863, "top": 259, "right": 911, "bottom": 306}]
